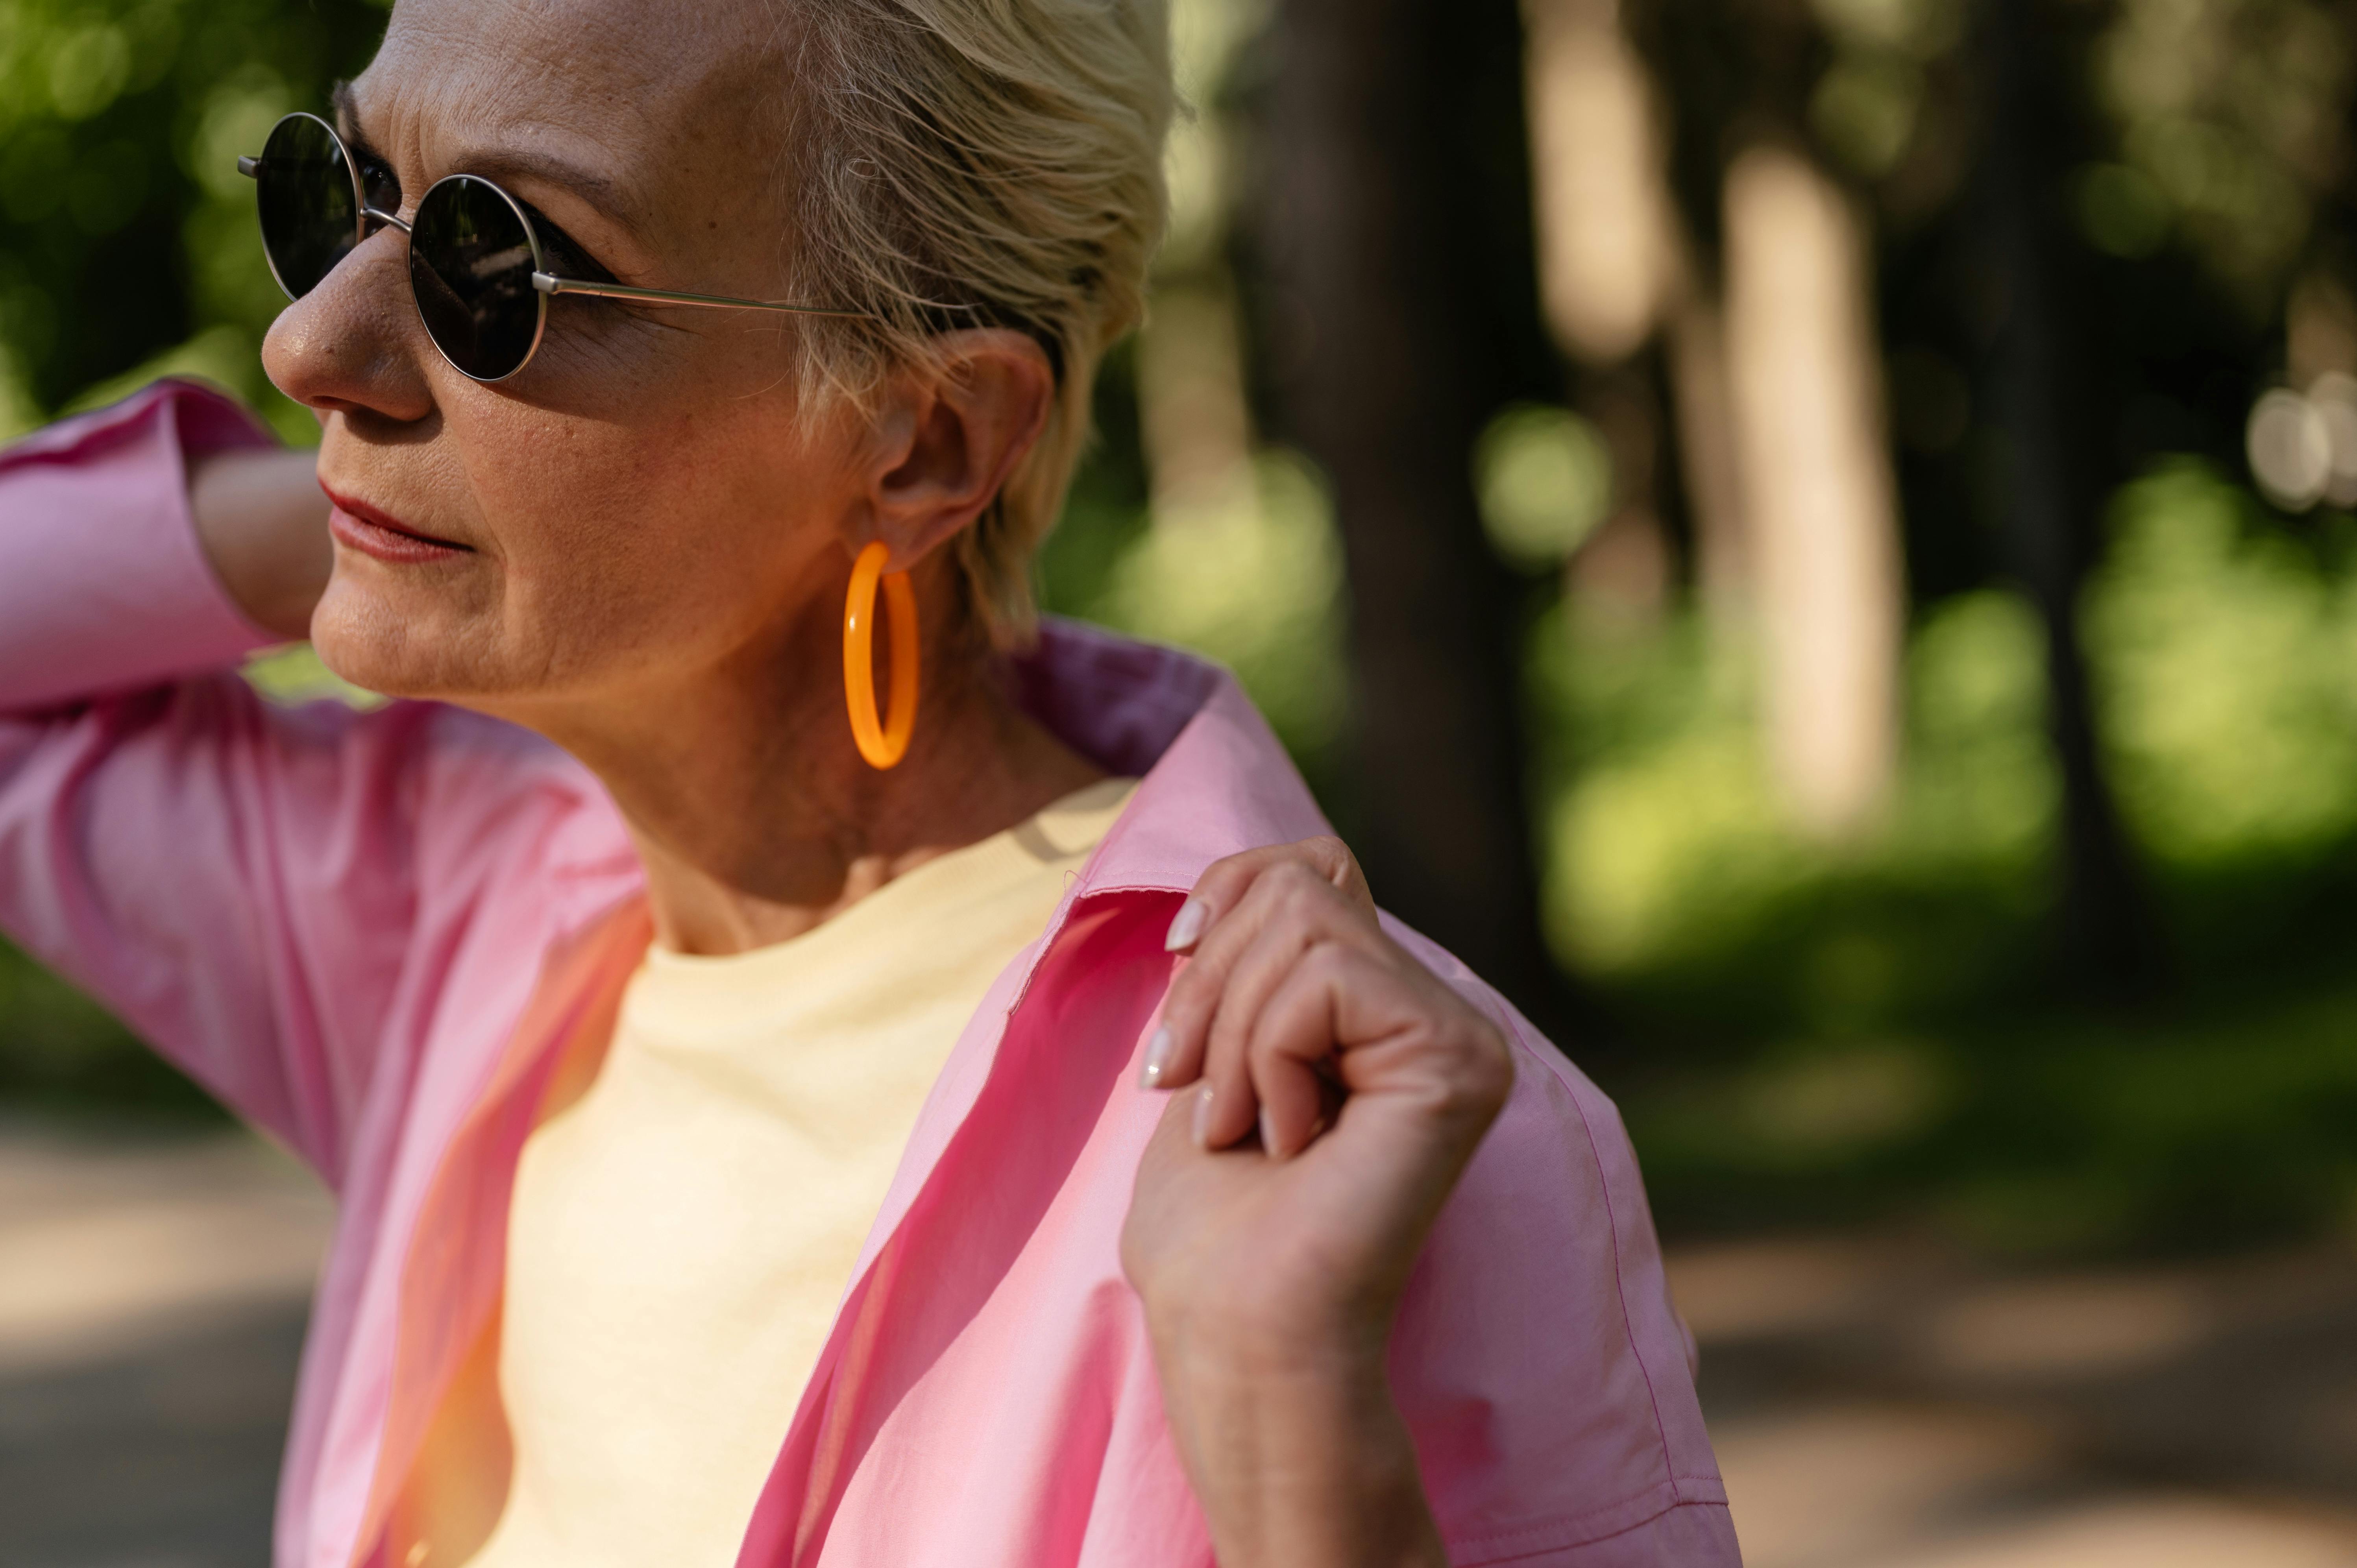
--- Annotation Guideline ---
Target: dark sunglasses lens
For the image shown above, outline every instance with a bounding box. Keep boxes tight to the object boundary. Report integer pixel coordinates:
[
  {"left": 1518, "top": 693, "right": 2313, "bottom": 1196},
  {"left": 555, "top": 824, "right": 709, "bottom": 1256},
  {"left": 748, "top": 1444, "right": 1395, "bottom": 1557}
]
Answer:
[
  {"left": 255, "top": 116, "right": 357, "bottom": 298},
  {"left": 409, "top": 176, "right": 543, "bottom": 380}
]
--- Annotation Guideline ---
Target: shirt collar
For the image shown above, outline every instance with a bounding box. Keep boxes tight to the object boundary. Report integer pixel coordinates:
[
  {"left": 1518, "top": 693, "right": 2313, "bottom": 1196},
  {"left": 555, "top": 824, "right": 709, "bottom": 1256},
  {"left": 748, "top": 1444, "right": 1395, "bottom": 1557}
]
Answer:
[{"left": 1009, "top": 618, "right": 1334, "bottom": 897}]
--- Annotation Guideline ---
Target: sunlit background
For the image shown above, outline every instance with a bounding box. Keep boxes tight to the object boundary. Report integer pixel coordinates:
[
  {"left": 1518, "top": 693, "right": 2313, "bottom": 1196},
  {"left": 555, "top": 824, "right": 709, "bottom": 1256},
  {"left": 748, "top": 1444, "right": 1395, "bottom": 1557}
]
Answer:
[{"left": 7, "top": 0, "right": 2357, "bottom": 1562}]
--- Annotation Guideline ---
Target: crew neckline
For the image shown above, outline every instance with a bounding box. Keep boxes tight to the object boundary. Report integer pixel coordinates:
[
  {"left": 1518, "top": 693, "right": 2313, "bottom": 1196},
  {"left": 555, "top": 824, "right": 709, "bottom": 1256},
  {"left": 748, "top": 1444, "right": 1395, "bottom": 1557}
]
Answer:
[{"left": 641, "top": 775, "right": 1138, "bottom": 981}]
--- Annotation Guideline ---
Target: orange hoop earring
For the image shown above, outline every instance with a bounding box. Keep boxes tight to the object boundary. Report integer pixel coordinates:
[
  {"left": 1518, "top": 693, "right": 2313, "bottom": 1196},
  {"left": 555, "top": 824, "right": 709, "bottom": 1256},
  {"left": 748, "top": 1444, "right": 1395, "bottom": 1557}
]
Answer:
[{"left": 843, "top": 541, "right": 919, "bottom": 770}]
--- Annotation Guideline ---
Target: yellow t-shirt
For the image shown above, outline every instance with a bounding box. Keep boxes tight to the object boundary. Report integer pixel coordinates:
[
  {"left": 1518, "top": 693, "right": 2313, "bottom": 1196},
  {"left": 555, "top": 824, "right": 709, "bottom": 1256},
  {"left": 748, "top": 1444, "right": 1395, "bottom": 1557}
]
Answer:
[{"left": 462, "top": 777, "right": 1137, "bottom": 1568}]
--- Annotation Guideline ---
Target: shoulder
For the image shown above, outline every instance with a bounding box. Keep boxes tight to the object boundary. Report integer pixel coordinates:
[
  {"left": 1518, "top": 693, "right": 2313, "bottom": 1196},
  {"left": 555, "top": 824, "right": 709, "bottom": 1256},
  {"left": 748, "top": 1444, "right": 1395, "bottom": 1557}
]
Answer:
[
  {"left": 1377, "top": 913, "right": 1638, "bottom": 1205},
  {"left": 1377, "top": 914, "right": 1736, "bottom": 1567}
]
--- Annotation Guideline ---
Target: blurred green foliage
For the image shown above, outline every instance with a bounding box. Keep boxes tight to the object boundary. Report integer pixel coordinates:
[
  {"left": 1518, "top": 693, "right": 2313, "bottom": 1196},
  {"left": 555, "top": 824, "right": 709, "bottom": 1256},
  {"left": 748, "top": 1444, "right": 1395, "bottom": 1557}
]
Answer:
[
  {"left": 0, "top": 942, "right": 216, "bottom": 1113},
  {"left": 2090, "top": 0, "right": 2350, "bottom": 297},
  {"left": 1038, "top": 385, "right": 1350, "bottom": 792},
  {"left": 0, "top": 0, "right": 387, "bottom": 442},
  {"left": 1537, "top": 463, "right": 2357, "bottom": 1254},
  {"left": 1475, "top": 404, "right": 1614, "bottom": 571}
]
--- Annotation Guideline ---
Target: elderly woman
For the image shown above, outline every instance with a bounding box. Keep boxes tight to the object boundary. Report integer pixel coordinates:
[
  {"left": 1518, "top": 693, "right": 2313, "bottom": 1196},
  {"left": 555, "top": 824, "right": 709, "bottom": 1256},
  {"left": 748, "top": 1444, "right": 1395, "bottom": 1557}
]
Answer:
[{"left": 0, "top": 1, "right": 1734, "bottom": 1565}]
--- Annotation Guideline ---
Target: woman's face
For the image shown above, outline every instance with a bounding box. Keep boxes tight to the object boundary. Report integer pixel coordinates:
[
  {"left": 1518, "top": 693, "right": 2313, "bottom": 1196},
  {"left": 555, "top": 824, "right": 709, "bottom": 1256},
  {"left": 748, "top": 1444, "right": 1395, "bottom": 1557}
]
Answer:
[{"left": 267, "top": 0, "right": 883, "bottom": 713}]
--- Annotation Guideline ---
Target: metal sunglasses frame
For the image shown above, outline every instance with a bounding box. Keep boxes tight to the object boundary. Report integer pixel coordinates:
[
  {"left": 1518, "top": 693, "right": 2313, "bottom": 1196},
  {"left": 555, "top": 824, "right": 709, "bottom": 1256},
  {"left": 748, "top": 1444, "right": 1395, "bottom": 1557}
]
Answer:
[{"left": 238, "top": 111, "right": 867, "bottom": 384}]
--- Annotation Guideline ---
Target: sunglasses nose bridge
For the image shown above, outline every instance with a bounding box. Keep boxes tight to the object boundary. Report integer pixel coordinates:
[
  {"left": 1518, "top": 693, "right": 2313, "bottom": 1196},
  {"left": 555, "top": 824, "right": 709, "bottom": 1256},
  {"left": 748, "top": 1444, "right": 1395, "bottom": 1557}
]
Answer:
[
  {"left": 268, "top": 221, "right": 433, "bottom": 390},
  {"left": 256, "top": 222, "right": 442, "bottom": 424}
]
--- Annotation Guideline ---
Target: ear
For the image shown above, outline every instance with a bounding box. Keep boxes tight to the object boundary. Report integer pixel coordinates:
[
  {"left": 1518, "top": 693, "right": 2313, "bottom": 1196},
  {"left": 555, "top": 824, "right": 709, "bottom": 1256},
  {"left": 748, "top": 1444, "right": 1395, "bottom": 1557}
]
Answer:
[{"left": 858, "top": 329, "right": 1055, "bottom": 569}]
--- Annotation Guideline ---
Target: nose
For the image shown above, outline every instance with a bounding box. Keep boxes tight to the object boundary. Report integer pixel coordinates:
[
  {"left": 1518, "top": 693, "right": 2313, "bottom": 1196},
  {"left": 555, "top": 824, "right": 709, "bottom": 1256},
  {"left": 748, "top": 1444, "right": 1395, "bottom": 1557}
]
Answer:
[{"left": 262, "top": 222, "right": 437, "bottom": 426}]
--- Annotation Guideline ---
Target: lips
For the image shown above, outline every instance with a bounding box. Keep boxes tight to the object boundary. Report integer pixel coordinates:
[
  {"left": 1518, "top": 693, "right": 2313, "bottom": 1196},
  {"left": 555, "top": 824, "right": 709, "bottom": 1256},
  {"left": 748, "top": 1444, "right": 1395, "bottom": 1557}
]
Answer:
[{"left": 322, "top": 486, "right": 473, "bottom": 565}]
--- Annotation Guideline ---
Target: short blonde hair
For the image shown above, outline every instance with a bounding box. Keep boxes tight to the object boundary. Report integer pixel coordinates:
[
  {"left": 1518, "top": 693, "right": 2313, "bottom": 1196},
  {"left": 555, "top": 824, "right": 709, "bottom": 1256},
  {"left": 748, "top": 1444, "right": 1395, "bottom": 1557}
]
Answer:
[{"left": 781, "top": 0, "right": 1173, "bottom": 645}]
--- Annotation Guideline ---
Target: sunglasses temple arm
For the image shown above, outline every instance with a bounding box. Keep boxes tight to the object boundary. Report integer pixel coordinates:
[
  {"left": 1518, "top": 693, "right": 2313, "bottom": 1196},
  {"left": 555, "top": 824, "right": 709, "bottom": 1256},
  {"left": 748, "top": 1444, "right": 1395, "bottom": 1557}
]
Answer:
[
  {"left": 531, "top": 272, "right": 867, "bottom": 320},
  {"left": 230, "top": 154, "right": 858, "bottom": 320},
  {"left": 229, "top": 156, "right": 852, "bottom": 319}
]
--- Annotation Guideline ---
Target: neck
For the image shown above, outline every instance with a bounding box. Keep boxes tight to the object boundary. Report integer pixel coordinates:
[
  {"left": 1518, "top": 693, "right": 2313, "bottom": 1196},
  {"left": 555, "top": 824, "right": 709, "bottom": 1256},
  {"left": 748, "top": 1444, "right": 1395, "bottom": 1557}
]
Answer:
[{"left": 508, "top": 583, "right": 1104, "bottom": 956}]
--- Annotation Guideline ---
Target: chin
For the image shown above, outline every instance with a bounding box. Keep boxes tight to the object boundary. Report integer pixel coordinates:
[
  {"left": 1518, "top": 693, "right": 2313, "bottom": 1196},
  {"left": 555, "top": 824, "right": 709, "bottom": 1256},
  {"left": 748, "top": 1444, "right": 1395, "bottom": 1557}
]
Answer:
[{"left": 311, "top": 574, "right": 495, "bottom": 702}]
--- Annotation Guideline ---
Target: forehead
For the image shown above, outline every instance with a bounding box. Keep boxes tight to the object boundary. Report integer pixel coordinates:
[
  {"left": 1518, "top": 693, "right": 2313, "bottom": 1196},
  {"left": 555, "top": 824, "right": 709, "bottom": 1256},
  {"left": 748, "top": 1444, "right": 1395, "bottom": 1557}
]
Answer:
[{"left": 356, "top": 0, "right": 784, "bottom": 215}]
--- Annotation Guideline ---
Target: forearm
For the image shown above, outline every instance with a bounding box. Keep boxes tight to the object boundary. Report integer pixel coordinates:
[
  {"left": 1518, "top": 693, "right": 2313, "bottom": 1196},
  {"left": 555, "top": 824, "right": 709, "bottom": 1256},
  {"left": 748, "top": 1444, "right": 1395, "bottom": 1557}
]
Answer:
[
  {"left": 1151, "top": 1326, "right": 1449, "bottom": 1568},
  {"left": 188, "top": 446, "right": 333, "bottom": 640},
  {"left": 0, "top": 384, "right": 287, "bottom": 711}
]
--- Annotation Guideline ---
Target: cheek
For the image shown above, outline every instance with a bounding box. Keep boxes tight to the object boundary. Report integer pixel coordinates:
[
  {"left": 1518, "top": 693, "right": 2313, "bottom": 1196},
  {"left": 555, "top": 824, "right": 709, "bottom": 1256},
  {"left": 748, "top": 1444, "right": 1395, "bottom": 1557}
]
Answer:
[
  {"left": 313, "top": 379, "right": 837, "bottom": 701},
  {"left": 405, "top": 403, "right": 828, "bottom": 692},
  {"left": 474, "top": 409, "right": 801, "bottom": 644}
]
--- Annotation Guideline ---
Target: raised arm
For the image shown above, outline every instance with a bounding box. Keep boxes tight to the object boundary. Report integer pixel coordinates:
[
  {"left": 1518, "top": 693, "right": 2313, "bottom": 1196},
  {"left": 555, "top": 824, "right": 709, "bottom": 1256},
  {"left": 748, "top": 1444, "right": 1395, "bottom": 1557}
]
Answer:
[
  {"left": 0, "top": 381, "right": 284, "bottom": 712},
  {"left": 0, "top": 380, "right": 416, "bottom": 1184},
  {"left": 187, "top": 442, "right": 333, "bottom": 640}
]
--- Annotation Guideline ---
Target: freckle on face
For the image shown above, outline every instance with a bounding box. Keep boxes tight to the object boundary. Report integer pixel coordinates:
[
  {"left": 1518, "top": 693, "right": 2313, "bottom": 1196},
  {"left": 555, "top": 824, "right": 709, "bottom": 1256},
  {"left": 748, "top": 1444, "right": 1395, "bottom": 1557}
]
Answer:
[{"left": 300, "top": 0, "right": 850, "bottom": 713}]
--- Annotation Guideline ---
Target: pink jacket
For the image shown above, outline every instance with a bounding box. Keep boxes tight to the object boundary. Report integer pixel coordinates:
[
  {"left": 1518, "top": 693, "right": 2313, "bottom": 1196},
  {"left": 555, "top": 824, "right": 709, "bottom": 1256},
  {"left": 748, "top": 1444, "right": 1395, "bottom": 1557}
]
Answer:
[{"left": 0, "top": 380, "right": 1738, "bottom": 1568}]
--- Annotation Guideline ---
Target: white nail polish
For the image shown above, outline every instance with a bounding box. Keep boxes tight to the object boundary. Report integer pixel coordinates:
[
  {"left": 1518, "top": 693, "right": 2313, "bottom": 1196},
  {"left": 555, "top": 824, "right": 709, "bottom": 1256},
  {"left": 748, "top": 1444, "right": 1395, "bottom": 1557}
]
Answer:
[
  {"left": 1259, "top": 1104, "right": 1281, "bottom": 1160},
  {"left": 1139, "top": 1025, "right": 1175, "bottom": 1089},
  {"left": 1165, "top": 898, "right": 1206, "bottom": 952},
  {"left": 1191, "top": 1083, "right": 1215, "bottom": 1147}
]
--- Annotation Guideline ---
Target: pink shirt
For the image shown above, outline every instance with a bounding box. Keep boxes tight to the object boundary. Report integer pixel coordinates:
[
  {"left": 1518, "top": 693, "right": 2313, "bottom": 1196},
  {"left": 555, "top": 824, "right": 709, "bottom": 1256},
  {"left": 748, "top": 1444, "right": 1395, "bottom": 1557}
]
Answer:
[{"left": 0, "top": 380, "right": 1739, "bottom": 1568}]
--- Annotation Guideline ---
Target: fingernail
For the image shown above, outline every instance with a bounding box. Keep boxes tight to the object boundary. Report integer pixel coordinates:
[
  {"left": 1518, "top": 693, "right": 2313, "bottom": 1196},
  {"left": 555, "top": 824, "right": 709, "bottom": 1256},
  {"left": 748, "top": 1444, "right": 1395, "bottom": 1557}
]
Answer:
[
  {"left": 1164, "top": 898, "right": 1206, "bottom": 952},
  {"left": 1139, "top": 1025, "right": 1176, "bottom": 1090},
  {"left": 1191, "top": 1083, "right": 1215, "bottom": 1148},
  {"left": 1259, "top": 1104, "right": 1282, "bottom": 1160}
]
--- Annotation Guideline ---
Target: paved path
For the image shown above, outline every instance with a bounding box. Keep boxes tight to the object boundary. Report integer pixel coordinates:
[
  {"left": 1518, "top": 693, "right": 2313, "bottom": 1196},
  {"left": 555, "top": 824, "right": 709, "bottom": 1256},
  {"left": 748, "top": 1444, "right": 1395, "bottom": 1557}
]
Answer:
[
  {"left": 0, "top": 1123, "right": 329, "bottom": 1568},
  {"left": 3, "top": 1123, "right": 2354, "bottom": 1565},
  {"left": 1670, "top": 1230, "right": 2357, "bottom": 1566}
]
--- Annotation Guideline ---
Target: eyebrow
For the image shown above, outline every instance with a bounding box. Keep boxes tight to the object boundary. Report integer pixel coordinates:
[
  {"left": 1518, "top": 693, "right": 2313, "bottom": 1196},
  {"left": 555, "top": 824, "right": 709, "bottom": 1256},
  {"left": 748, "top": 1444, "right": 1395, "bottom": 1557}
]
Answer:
[{"left": 328, "top": 80, "right": 648, "bottom": 239}]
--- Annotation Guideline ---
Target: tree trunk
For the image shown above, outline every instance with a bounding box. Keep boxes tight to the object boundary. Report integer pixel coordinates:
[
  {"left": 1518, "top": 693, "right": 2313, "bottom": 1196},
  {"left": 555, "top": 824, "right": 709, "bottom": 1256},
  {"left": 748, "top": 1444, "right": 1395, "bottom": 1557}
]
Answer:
[
  {"left": 1248, "top": 0, "right": 1606, "bottom": 1048},
  {"left": 1975, "top": 0, "right": 2168, "bottom": 990},
  {"left": 1723, "top": 143, "right": 1907, "bottom": 840}
]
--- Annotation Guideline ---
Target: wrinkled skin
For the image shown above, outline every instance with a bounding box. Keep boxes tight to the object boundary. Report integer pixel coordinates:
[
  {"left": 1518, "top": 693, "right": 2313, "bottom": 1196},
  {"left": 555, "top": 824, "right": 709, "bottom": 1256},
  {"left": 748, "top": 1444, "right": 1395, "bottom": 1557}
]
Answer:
[
  {"left": 260, "top": 0, "right": 1087, "bottom": 954},
  {"left": 288, "top": 1, "right": 884, "bottom": 709},
  {"left": 184, "top": 2, "right": 1512, "bottom": 1563}
]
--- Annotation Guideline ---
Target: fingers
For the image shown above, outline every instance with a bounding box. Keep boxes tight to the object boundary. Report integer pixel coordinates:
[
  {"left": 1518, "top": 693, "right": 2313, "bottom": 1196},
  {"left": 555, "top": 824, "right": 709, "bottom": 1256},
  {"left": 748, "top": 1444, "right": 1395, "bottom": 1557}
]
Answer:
[
  {"left": 1237, "top": 940, "right": 1363, "bottom": 1158},
  {"left": 1162, "top": 835, "right": 1371, "bottom": 953},
  {"left": 1196, "top": 933, "right": 1508, "bottom": 1166},
  {"left": 1137, "top": 833, "right": 1509, "bottom": 1167},
  {"left": 1244, "top": 940, "right": 1512, "bottom": 1159},
  {"left": 1187, "top": 936, "right": 1360, "bottom": 1157},
  {"left": 1146, "top": 855, "right": 1378, "bottom": 1103}
]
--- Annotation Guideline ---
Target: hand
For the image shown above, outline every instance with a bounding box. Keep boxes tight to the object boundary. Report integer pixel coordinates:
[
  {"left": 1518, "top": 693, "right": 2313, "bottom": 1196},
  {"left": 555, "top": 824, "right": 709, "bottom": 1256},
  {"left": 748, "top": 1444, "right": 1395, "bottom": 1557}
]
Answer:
[
  {"left": 1120, "top": 837, "right": 1513, "bottom": 1568},
  {"left": 189, "top": 446, "right": 333, "bottom": 640}
]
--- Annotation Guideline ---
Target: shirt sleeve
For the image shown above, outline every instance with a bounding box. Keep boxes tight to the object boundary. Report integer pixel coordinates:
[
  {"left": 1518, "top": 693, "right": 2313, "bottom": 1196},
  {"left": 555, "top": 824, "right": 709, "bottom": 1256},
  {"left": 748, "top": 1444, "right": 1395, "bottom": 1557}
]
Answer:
[
  {"left": 0, "top": 380, "right": 425, "bottom": 1185},
  {"left": 1375, "top": 917, "right": 1742, "bottom": 1568},
  {"left": 0, "top": 378, "right": 282, "bottom": 709}
]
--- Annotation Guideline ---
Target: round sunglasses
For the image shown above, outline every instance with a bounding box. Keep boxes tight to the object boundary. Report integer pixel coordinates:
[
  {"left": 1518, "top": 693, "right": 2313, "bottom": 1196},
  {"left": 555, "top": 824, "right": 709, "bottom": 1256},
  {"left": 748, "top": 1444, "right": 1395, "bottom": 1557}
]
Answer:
[{"left": 238, "top": 111, "right": 867, "bottom": 382}]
